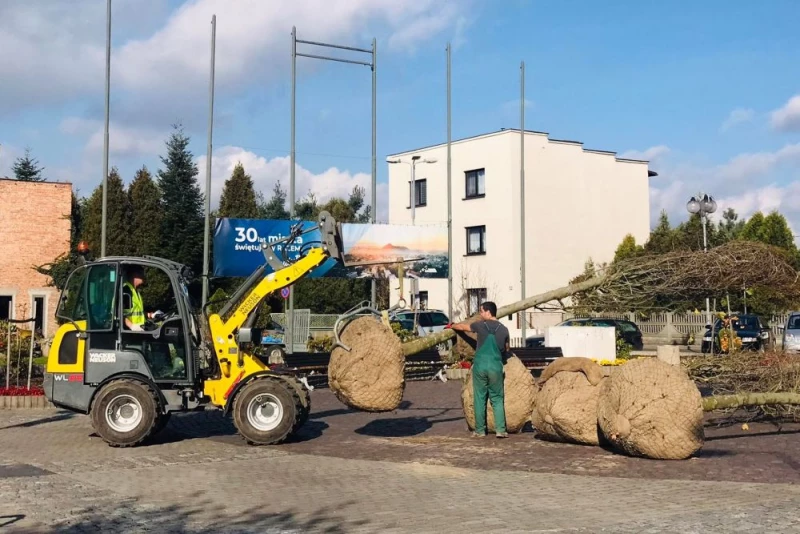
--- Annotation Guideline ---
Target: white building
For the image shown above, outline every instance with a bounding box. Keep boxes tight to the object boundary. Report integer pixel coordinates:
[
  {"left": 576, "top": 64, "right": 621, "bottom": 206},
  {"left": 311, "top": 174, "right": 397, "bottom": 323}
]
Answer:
[{"left": 386, "top": 128, "right": 656, "bottom": 343}]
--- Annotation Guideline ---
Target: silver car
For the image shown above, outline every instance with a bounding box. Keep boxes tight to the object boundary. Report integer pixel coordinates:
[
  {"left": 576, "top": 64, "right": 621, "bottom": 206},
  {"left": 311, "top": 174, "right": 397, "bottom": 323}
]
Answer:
[{"left": 782, "top": 312, "right": 800, "bottom": 353}]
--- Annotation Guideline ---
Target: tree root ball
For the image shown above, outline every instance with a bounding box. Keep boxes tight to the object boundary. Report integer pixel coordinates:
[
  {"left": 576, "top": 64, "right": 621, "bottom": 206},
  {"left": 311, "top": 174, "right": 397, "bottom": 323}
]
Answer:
[
  {"left": 531, "top": 357, "right": 605, "bottom": 445},
  {"left": 597, "top": 357, "right": 704, "bottom": 460},
  {"left": 461, "top": 355, "right": 538, "bottom": 433},
  {"left": 328, "top": 316, "right": 405, "bottom": 412}
]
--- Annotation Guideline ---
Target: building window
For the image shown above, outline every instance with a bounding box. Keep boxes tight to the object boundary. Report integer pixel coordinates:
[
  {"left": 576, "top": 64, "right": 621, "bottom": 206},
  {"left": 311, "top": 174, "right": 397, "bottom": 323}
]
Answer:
[
  {"left": 413, "top": 290, "right": 429, "bottom": 310},
  {"left": 467, "top": 288, "right": 487, "bottom": 316},
  {"left": 31, "top": 295, "right": 45, "bottom": 336},
  {"left": 465, "top": 169, "right": 485, "bottom": 199},
  {"left": 466, "top": 225, "right": 486, "bottom": 255},
  {"left": 0, "top": 295, "right": 12, "bottom": 320},
  {"left": 408, "top": 179, "right": 427, "bottom": 208}
]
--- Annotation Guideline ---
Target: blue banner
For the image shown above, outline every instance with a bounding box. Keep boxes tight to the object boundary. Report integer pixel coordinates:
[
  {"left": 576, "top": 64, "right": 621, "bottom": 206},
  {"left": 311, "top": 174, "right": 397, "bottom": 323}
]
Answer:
[
  {"left": 212, "top": 218, "right": 340, "bottom": 278},
  {"left": 213, "top": 217, "right": 450, "bottom": 279}
]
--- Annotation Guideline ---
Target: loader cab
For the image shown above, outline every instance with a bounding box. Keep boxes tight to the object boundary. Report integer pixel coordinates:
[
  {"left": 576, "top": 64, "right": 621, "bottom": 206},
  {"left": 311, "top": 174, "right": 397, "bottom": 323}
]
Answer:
[{"left": 46, "top": 257, "right": 198, "bottom": 413}]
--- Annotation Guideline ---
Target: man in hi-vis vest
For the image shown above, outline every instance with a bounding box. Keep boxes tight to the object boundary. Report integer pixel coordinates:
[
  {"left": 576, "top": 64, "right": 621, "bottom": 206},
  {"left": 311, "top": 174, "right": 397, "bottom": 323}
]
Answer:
[{"left": 123, "top": 265, "right": 149, "bottom": 331}]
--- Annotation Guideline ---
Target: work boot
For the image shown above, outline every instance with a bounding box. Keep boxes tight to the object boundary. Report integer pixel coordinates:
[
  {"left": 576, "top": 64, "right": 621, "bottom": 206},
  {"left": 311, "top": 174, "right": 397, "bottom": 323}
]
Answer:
[
  {"left": 496, "top": 432, "right": 508, "bottom": 439},
  {"left": 471, "top": 431, "right": 485, "bottom": 438}
]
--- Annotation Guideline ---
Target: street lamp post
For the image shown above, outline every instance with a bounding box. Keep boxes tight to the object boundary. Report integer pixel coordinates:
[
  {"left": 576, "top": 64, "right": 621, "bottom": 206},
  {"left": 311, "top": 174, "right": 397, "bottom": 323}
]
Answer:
[
  {"left": 387, "top": 155, "right": 437, "bottom": 226},
  {"left": 687, "top": 193, "right": 717, "bottom": 320}
]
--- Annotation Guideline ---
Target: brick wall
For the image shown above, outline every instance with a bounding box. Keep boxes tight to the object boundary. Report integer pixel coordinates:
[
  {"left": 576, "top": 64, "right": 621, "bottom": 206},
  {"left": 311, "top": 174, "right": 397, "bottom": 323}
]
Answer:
[{"left": 0, "top": 179, "right": 72, "bottom": 338}]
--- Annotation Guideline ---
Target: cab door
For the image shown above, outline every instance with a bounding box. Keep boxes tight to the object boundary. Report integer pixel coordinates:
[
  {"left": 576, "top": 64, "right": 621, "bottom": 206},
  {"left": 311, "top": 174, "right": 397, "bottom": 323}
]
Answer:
[{"left": 45, "top": 263, "right": 120, "bottom": 411}]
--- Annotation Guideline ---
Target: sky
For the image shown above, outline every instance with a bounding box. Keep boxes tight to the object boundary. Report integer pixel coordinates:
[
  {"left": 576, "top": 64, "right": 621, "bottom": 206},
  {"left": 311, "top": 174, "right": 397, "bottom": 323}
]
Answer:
[{"left": 1, "top": 0, "right": 800, "bottom": 234}]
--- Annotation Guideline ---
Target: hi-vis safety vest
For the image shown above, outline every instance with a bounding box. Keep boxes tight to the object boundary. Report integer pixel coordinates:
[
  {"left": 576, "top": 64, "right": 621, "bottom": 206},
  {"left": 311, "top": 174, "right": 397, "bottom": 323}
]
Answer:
[{"left": 123, "top": 282, "right": 145, "bottom": 325}]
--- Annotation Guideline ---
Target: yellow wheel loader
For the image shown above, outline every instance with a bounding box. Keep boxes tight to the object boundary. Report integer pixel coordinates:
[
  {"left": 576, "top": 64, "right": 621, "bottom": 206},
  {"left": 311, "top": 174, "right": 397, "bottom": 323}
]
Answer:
[{"left": 44, "top": 211, "right": 345, "bottom": 447}]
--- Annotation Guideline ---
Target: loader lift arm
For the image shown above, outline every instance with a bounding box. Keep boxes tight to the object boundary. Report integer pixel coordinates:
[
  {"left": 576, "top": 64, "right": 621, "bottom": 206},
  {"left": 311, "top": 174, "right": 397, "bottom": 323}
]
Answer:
[{"left": 202, "top": 211, "right": 344, "bottom": 406}]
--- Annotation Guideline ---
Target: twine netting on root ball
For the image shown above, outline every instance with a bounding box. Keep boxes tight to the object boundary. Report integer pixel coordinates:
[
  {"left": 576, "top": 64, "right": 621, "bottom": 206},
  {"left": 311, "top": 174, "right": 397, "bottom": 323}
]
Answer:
[
  {"left": 328, "top": 316, "right": 405, "bottom": 412},
  {"left": 461, "top": 355, "right": 538, "bottom": 433},
  {"left": 531, "top": 357, "right": 605, "bottom": 445},
  {"left": 597, "top": 358, "right": 704, "bottom": 460}
]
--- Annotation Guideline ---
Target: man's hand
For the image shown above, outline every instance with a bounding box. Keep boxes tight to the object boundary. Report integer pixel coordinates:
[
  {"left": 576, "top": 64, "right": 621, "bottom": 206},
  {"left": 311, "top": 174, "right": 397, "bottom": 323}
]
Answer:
[{"left": 129, "top": 323, "right": 143, "bottom": 332}]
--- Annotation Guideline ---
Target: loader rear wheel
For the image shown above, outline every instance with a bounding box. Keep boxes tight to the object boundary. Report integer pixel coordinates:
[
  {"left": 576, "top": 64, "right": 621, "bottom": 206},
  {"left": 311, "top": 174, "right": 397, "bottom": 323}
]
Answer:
[
  {"left": 232, "top": 377, "right": 302, "bottom": 445},
  {"left": 90, "top": 379, "right": 161, "bottom": 447}
]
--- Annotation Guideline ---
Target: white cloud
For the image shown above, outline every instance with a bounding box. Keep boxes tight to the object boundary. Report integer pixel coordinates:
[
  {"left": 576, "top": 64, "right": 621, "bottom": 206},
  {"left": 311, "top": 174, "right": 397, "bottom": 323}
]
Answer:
[
  {"left": 647, "top": 143, "right": 800, "bottom": 241},
  {"left": 0, "top": 0, "right": 470, "bottom": 119},
  {"left": 770, "top": 95, "right": 800, "bottom": 132},
  {"left": 619, "top": 145, "right": 671, "bottom": 163},
  {"left": 197, "top": 146, "right": 389, "bottom": 221},
  {"left": 0, "top": 142, "right": 23, "bottom": 179},
  {"left": 60, "top": 117, "right": 167, "bottom": 159},
  {"left": 720, "top": 107, "right": 755, "bottom": 132},
  {"left": 717, "top": 143, "right": 800, "bottom": 182}
]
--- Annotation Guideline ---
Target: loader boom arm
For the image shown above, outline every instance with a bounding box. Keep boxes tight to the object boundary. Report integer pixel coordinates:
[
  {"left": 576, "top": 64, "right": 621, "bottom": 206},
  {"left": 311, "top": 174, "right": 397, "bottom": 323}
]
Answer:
[{"left": 202, "top": 211, "right": 343, "bottom": 406}]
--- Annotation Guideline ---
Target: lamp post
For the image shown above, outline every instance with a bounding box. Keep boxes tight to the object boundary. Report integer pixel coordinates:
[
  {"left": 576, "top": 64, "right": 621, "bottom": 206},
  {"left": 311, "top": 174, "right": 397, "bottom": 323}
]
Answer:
[
  {"left": 387, "top": 155, "right": 437, "bottom": 225},
  {"left": 687, "top": 193, "right": 717, "bottom": 320}
]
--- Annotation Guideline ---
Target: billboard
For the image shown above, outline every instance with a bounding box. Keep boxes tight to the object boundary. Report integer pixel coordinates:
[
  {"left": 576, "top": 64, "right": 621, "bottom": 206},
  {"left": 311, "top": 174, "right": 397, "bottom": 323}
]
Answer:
[{"left": 213, "top": 217, "right": 448, "bottom": 279}]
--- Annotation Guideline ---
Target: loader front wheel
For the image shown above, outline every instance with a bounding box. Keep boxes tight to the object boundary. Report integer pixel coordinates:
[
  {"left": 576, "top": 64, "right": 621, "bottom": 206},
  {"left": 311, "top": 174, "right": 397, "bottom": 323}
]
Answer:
[
  {"left": 232, "top": 377, "right": 301, "bottom": 445},
  {"left": 90, "top": 379, "right": 161, "bottom": 447}
]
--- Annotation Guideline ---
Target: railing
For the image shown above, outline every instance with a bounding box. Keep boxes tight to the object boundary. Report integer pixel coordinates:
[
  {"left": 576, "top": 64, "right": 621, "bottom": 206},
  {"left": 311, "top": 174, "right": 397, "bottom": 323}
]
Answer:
[{"left": 523, "top": 311, "right": 793, "bottom": 346}]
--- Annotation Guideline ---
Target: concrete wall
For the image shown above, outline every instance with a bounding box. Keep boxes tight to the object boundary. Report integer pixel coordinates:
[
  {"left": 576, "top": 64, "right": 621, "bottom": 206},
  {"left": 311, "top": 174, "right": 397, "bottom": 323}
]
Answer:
[
  {"left": 387, "top": 130, "right": 652, "bottom": 340},
  {"left": 0, "top": 179, "right": 72, "bottom": 337}
]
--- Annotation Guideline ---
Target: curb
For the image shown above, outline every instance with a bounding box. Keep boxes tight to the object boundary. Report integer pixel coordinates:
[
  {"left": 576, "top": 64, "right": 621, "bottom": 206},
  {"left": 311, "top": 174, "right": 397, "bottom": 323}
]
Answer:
[{"left": 0, "top": 396, "right": 55, "bottom": 409}]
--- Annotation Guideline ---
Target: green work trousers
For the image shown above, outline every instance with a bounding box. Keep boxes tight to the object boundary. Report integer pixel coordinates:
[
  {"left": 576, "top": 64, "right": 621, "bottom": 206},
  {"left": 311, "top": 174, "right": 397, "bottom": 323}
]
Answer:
[{"left": 472, "top": 332, "right": 506, "bottom": 434}]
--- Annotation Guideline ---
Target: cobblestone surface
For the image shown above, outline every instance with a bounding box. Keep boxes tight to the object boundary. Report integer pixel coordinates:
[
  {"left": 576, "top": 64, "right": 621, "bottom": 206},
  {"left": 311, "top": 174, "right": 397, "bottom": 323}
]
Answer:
[{"left": 1, "top": 381, "right": 800, "bottom": 532}]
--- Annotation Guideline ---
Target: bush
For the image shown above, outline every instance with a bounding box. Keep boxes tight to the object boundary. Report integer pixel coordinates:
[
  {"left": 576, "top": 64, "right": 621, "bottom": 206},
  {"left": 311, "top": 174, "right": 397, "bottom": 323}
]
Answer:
[
  {"left": 0, "top": 386, "right": 44, "bottom": 396},
  {"left": 307, "top": 335, "right": 334, "bottom": 353}
]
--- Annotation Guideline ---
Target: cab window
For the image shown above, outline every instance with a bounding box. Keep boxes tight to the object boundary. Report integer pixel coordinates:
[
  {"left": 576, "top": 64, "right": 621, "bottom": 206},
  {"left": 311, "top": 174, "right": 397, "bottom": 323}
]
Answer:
[
  {"left": 87, "top": 264, "right": 118, "bottom": 330},
  {"left": 57, "top": 266, "right": 89, "bottom": 323}
]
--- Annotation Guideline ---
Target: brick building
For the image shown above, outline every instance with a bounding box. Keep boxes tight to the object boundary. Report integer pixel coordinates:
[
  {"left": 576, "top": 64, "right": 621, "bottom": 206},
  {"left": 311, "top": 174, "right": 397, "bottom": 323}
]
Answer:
[{"left": 0, "top": 178, "right": 72, "bottom": 337}]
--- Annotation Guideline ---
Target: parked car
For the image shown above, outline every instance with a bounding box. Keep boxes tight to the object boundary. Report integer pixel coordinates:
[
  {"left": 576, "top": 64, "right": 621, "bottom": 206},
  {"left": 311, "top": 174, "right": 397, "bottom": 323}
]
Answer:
[
  {"left": 781, "top": 311, "right": 800, "bottom": 353},
  {"left": 701, "top": 313, "right": 773, "bottom": 353},
  {"left": 391, "top": 309, "right": 452, "bottom": 350},
  {"left": 525, "top": 318, "right": 644, "bottom": 350},
  {"left": 260, "top": 319, "right": 287, "bottom": 361}
]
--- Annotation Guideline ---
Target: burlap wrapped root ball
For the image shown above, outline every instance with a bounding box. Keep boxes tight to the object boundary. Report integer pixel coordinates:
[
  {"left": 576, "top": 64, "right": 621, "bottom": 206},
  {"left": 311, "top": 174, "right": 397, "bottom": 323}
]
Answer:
[
  {"left": 328, "top": 316, "right": 405, "bottom": 412},
  {"left": 531, "top": 357, "right": 605, "bottom": 445},
  {"left": 597, "top": 357, "right": 704, "bottom": 460},
  {"left": 461, "top": 355, "right": 538, "bottom": 433}
]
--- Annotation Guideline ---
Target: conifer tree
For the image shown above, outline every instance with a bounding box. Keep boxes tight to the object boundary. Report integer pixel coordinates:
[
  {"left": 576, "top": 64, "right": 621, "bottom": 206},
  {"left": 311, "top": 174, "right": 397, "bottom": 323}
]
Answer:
[
  {"left": 12, "top": 148, "right": 45, "bottom": 181},
  {"left": 80, "top": 168, "right": 130, "bottom": 256},
  {"left": 259, "top": 180, "right": 290, "bottom": 219},
  {"left": 157, "top": 125, "right": 205, "bottom": 276},
  {"left": 128, "top": 166, "right": 162, "bottom": 256},
  {"left": 219, "top": 162, "right": 259, "bottom": 218}
]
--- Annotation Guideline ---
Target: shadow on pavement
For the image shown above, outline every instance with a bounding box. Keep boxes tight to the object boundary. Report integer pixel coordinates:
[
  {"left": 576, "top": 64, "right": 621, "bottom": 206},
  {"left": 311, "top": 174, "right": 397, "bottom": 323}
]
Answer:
[
  {"left": 354, "top": 416, "right": 466, "bottom": 438},
  {"left": 8, "top": 499, "right": 367, "bottom": 534},
  {"left": 0, "top": 411, "right": 75, "bottom": 431},
  {"left": 0, "top": 515, "right": 24, "bottom": 528}
]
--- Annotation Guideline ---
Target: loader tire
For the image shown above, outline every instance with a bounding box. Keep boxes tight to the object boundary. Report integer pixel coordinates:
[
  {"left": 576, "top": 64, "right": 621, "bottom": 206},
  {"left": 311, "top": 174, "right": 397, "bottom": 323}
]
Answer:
[
  {"left": 277, "top": 375, "right": 311, "bottom": 431},
  {"left": 90, "top": 379, "right": 161, "bottom": 448},
  {"left": 232, "top": 376, "right": 302, "bottom": 445}
]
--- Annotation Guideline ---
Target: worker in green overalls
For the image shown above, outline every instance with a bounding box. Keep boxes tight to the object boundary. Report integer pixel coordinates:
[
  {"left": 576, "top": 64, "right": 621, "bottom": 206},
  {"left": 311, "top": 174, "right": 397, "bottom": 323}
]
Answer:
[{"left": 450, "top": 301, "right": 509, "bottom": 438}]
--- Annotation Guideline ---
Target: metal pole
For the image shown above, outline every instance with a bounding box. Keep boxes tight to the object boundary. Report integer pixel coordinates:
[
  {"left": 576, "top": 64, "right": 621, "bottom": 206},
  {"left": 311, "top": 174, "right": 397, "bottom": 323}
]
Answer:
[
  {"left": 101, "top": 0, "right": 111, "bottom": 257},
  {"left": 520, "top": 61, "right": 527, "bottom": 342},
  {"left": 411, "top": 160, "right": 416, "bottom": 225},
  {"left": 201, "top": 14, "right": 217, "bottom": 307},
  {"left": 5, "top": 302, "right": 11, "bottom": 389},
  {"left": 287, "top": 27, "right": 297, "bottom": 355},
  {"left": 370, "top": 37, "right": 377, "bottom": 307},
  {"left": 446, "top": 42, "right": 453, "bottom": 321},
  {"left": 702, "top": 211, "right": 710, "bottom": 319},
  {"left": 26, "top": 315, "right": 35, "bottom": 390}
]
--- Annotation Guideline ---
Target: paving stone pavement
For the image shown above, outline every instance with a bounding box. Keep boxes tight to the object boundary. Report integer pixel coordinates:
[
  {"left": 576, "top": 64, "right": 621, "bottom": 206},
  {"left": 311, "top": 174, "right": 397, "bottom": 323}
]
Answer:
[{"left": 2, "top": 389, "right": 800, "bottom": 532}]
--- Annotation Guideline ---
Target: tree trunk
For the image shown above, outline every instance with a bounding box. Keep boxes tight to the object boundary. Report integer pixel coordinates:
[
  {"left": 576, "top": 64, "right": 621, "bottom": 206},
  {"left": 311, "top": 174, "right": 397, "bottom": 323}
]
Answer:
[
  {"left": 702, "top": 392, "right": 800, "bottom": 411},
  {"left": 401, "top": 274, "right": 608, "bottom": 356}
]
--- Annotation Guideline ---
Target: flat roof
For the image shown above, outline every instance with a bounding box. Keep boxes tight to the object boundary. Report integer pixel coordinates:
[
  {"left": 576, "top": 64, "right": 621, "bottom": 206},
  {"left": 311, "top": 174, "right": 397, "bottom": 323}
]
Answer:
[
  {"left": 0, "top": 177, "right": 73, "bottom": 186},
  {"left": 387, "top": 128, "right": 658, "bottom": 170}
]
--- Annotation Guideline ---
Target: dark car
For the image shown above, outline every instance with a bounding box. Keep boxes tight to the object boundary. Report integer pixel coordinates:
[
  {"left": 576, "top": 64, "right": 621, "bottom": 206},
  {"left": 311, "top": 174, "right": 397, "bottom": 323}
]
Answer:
[
  {"left": 701, "top": 314, "right": 773, "bottom": 353},
  {"left": 526, "top": 317, "right": 644, "bottom": 350}
]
